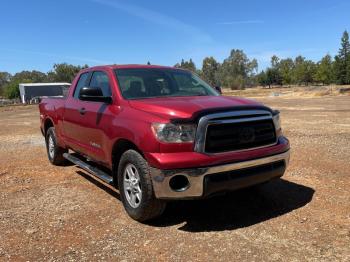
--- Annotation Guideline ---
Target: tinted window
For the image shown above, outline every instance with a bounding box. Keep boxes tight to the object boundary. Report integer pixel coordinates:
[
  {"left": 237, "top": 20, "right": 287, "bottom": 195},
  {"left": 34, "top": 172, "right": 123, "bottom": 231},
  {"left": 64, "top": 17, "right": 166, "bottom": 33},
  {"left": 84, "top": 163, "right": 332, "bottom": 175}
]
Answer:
[
  {"left": 114, "top": 68, "right": 218, "bottom": 99},
  {"left": 73, "top": 73, "right": 89, "bottom": 99},
  {"left": 89, "top": 71, "right": 112, "bottom": 96}
]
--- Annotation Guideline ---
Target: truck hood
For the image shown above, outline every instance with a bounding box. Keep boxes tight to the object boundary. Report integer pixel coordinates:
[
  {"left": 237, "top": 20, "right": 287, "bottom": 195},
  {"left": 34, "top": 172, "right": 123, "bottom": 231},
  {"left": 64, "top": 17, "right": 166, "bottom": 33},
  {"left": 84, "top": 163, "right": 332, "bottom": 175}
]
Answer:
[{"left": 128, "top": 96, "right": 263, "bottom": 120}]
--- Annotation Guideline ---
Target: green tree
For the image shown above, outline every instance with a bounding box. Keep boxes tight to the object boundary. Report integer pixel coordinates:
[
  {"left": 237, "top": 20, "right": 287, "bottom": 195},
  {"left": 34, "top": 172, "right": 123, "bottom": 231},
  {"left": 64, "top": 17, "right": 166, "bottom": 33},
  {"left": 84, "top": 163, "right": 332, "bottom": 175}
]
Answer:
[
  {"left": 279, "top": 58, "right": 294, "bottom": 86},
  {"left": 271, "top": 55, "right": 280, "bottom": 68},
  {"left": 3, "top": 70, "right": 48, "bottom": 99},
  {"left": 0, "top": 72, "right": 12, "bottom": 96},
  {"left": 305, "top": 60, "right": 317, "bottom": 85},
  {"left": 174, "top": 59, "right": 196, "bottom": 72},
  {"left": 12, "top": 70, "right": 47, "bottom": 83},
  {"left": 216, "top": 49, "right": 258, "bottom": 89},
  {"left": 201, "top": 56, "right": 219, "bottom": 86},
  {"left": 4, "top": 79, "right": 31, "bottom": 99},
  {"left": 269, "top": 55, "right": 283, "bottom": 85},
  {"left": 247, "top": 58, "right": 258, "bottom": 86},
  {"left": 264, "top": 67, "right": 281, "bottom": 88},
  {"left": 265, "top": 68, "right": 275, "bottom": 88},
  {"left": 293, "top": 56, "right": 316, "bottom": 85},
  {"left": 257, "top": 70, "right": 268, "bottom": 87},
  {"left": 261, "top": 55, "right": 283, "bottom": 88},
  {"left": 314, "top": 54, "right": 334, "bottom": 85},
  {"left": 334, "top": 31, "right": 350, "bottom": 84},
  {"left": 47, "top": 63, "right": 88, "bottom": 83}
]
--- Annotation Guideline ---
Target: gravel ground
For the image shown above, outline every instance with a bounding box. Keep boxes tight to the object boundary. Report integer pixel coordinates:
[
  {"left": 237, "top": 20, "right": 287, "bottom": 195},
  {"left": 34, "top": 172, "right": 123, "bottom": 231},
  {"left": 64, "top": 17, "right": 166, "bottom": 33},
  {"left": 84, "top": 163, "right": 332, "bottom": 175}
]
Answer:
[{"left": 0, "top": 96, "right": 349, "bottom": 261}]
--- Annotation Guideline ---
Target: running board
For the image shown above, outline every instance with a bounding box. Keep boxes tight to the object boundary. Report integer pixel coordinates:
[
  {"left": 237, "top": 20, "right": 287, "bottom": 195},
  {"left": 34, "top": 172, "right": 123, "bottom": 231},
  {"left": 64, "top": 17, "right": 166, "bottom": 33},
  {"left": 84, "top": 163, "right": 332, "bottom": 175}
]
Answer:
[{"left": 63, "top": 153, "right": 113, "bottom": 185}]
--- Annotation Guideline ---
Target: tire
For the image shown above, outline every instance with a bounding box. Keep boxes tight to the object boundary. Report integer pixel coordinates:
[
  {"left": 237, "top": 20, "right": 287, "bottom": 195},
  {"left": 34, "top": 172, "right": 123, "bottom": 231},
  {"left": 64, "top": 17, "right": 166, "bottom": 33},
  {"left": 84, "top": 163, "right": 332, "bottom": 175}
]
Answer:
[
  {"left": 118, "top": 150, "right": 166, "bottom": 222},
  {"left": 45, "top": 127, "right": 67, "bottom": 166}
]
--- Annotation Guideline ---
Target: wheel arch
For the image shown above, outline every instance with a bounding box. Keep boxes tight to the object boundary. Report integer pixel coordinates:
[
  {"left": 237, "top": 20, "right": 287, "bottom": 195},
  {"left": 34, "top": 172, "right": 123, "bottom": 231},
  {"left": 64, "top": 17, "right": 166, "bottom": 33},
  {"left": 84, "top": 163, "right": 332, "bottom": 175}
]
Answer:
[
  {"left": 44, "top": 117, "right": 54, "bottom": 136},
  {"left": 111, "top": 138, "right": 144, "bottom": 182}
]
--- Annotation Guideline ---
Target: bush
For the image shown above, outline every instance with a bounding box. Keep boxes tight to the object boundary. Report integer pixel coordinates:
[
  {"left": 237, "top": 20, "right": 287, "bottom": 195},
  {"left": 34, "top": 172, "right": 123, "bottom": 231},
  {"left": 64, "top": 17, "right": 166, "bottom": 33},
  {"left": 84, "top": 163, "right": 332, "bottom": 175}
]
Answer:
[
  {"left": 4, "top": 81, "right": 19, "bottom": 99},
  {"left": 4, "top": 79, "right": 30, "bottom": 99},
  {"left": 230, "top": 75, "right": 245, "bottom": 90}
]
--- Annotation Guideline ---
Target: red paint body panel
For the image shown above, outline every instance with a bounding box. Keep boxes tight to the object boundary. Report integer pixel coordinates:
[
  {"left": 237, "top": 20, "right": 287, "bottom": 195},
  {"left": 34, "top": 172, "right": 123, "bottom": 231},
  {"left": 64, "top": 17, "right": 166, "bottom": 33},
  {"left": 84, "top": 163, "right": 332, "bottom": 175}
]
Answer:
[
  {"left": 39, "top": 65, "right": 288, "bottom": 170},
  {"left": 145, "top": 137, "right": 289, "bottom": 170},
  {"left": 128, "top": 95, "right": 262, "bottom": 119}
]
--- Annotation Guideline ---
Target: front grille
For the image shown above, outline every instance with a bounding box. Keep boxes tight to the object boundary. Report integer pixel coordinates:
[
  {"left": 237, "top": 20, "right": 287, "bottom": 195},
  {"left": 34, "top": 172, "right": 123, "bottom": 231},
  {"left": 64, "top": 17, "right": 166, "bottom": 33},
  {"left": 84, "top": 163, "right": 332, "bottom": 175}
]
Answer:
[{"left": 205, "top": 119, "right": 276, "bottom": 153}]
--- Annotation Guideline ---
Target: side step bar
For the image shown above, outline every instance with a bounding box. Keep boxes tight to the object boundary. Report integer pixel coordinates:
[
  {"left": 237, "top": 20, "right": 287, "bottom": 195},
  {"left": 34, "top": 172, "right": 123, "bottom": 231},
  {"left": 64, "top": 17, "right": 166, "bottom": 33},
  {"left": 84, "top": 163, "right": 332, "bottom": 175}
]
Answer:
[{"left": 63, "top": 153, "right": 113, "bottom": 185}]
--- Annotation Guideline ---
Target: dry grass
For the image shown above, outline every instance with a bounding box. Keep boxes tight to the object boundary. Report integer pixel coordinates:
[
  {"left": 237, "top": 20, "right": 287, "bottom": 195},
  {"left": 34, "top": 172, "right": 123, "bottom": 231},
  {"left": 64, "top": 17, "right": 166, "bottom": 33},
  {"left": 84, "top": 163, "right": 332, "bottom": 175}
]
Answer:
[{"left": 223, "top": 85, "right": 350, "bottom": 98}]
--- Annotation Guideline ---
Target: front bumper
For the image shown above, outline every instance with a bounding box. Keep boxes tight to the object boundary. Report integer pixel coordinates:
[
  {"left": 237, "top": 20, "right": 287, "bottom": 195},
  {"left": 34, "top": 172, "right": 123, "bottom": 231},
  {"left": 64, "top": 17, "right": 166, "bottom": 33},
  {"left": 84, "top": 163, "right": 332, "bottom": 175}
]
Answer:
[{"left": 150, "top": 150, "right": 290, "bottom": 199}]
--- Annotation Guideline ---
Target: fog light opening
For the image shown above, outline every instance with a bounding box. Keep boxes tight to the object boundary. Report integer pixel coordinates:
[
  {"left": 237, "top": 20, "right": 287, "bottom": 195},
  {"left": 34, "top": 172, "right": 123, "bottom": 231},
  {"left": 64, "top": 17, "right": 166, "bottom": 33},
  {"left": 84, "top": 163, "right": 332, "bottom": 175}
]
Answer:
[{"left": 169, "top": 175, "right": 190, "bottom": 192}]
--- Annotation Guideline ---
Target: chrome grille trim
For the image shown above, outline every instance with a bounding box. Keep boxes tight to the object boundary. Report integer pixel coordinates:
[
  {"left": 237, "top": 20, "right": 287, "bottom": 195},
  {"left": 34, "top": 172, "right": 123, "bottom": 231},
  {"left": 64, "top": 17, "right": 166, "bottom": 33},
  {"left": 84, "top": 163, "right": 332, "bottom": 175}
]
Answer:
[{"left": 194, "top": 110, "right": 277, "bottom": 154}]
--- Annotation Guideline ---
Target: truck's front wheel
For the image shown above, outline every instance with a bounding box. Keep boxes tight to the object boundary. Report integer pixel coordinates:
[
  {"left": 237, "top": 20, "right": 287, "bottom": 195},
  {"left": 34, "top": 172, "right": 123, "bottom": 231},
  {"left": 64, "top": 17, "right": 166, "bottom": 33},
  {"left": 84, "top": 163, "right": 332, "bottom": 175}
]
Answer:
[
  {"left": 118, "top": 150, "right": 166, "bottom": 222},
  {"left": 45, "top": 127, "right": 67, "bottom": 166}
]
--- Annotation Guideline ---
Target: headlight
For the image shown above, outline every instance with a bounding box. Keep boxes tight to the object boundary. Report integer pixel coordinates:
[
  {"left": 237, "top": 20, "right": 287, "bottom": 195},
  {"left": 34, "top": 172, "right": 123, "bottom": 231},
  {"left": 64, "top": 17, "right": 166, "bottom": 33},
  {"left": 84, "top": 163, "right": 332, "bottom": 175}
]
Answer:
[
  {"left": 272, "top": 111, "right": 282, "bottom": 136},
  {"left": 151, "top": 123, "right": 196, "bottom": 143}
]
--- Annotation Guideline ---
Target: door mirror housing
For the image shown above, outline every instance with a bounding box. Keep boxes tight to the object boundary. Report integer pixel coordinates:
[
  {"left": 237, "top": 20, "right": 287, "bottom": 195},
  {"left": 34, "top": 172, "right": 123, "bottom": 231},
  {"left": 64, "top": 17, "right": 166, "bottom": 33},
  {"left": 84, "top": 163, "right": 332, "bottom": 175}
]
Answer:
[{"left": 79, "top": 87, "right": 112, "bottom": 103}]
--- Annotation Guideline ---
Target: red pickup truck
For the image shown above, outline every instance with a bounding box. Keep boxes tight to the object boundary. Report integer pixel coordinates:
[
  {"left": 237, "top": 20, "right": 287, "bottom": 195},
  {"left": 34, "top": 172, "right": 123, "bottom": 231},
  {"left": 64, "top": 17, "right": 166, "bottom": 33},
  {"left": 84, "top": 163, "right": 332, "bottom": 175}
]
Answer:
[{"left": 39, "top": 64, "right": 290, "bottom": 221}]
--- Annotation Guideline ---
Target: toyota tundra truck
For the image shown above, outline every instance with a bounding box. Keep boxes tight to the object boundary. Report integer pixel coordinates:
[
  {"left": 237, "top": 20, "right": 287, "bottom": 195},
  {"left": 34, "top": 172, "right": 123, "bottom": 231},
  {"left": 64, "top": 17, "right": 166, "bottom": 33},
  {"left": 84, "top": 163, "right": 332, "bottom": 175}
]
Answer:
[{"left": 39, "top": 64, "right": 290, "bottom": 221}]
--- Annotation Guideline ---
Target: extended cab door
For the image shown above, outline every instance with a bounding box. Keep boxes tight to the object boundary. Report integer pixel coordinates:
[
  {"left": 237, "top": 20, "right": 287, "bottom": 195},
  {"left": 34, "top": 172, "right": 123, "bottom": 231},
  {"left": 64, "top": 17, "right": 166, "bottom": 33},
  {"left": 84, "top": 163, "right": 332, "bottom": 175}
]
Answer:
[{"left": 62, "top": 70, "right": 114, "bottom": 163}]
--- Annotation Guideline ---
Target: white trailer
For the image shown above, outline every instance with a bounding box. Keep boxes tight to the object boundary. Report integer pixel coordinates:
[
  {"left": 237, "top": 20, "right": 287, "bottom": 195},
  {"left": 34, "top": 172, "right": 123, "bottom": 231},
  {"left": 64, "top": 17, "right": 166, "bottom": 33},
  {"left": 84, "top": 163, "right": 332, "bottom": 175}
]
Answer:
[{"left": 19, "top": 83, "right": 71, "bottom": 104}]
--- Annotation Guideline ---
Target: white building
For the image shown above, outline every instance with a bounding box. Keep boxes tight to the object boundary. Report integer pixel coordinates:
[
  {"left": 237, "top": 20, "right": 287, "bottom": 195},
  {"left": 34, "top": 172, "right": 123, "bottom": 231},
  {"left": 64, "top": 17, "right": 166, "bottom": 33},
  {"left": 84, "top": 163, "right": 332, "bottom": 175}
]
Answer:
[{"left": 18, "top": 83, "right": 70, "bottom": 104}]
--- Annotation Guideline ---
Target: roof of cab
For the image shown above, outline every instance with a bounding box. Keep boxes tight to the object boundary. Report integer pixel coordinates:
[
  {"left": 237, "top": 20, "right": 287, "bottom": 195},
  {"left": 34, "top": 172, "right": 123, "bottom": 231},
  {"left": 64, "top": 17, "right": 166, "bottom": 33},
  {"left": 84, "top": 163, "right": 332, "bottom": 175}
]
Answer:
[{"left": 83, "top": 64, "right": 184, "bottom": 71}]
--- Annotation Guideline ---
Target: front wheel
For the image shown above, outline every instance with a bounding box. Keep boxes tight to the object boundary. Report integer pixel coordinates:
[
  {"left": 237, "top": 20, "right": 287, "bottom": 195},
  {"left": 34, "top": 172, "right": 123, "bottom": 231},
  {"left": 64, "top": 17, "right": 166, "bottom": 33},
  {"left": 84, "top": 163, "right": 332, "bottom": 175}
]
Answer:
[{"left": 118, "top": 150, "right": 166, "bottom": 222}]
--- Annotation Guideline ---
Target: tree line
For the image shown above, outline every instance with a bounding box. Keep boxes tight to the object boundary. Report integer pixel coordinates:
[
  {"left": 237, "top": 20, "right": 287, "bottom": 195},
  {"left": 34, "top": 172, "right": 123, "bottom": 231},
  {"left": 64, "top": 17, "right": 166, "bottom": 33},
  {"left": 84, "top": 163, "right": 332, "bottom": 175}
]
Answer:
[
  {"left": 1, "top": 31, "right": 349, "bottom": 99},
  {"left": 0, "top": 63, "right": 88, "bottom": 99},
  {"left": 257, "top": 31, "right": 350, "bottom": 88},
  {"left": 175, "top": 31, "right": 350, "bottom": 89}
]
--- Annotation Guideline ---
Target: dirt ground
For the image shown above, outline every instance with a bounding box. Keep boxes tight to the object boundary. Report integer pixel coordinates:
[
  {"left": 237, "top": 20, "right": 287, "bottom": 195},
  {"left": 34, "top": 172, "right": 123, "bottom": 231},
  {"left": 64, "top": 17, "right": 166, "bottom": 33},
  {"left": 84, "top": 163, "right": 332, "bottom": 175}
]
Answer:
[{"left": 0, "top": 95, "right": 349, "bottom": 261}]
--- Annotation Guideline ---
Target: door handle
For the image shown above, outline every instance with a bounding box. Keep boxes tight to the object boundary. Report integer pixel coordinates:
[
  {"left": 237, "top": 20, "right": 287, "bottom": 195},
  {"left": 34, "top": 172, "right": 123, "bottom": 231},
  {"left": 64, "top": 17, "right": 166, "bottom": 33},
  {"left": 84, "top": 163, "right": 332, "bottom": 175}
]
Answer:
[{"left": 79, "top": 108, "right": 86, "bottom": 115}]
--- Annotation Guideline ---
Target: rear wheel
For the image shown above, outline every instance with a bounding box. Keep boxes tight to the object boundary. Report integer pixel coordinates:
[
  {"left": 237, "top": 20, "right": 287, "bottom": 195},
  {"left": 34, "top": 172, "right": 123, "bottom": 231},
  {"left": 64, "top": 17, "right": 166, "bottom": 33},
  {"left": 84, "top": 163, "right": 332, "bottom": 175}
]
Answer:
[
  {"left": 45, "top": 127, "right": 67, "bottom": 165},
  {"left": 118, "top": 150, "right": 166, "bottom": 222}
]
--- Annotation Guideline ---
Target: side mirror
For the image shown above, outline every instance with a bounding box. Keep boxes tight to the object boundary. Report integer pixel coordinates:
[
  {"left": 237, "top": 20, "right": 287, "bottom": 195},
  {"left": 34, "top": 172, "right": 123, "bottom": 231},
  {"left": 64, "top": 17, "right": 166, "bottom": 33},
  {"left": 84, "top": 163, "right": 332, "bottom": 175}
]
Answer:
[
  {"left": 214, "top": 86, "right": 222, "bottom": 94},
  {"left": 79, "top": 87, "right": 112, "bottom": 103}
]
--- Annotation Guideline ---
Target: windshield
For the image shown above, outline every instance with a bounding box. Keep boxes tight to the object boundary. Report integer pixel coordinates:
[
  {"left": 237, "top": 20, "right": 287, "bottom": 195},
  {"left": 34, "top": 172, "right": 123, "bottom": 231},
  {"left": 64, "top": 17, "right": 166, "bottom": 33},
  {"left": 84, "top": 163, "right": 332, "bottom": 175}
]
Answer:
[{"left": 114, "top": 68, "right": 219, "bottom": 99}]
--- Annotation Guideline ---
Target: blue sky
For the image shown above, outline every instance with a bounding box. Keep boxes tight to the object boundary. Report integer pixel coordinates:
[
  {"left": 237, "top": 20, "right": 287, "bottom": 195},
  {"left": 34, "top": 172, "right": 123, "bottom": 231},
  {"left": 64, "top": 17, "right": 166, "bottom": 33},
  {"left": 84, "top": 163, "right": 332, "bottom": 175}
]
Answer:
[{"left": 1, "top": 0, "right": 349, "bottom": 74}]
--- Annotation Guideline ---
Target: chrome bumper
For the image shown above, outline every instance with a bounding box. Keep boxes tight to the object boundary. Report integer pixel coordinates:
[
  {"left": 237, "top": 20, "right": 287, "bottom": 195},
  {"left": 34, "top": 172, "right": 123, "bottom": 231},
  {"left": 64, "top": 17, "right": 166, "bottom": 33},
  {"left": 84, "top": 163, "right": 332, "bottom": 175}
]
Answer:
[{"left": 150, "top": 150, "right": 290, "bottom": 199}]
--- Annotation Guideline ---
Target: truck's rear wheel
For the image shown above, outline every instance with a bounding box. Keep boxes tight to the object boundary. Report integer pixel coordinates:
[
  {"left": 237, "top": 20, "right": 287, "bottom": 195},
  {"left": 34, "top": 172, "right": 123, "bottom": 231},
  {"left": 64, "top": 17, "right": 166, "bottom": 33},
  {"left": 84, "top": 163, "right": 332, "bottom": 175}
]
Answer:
[
  {"left": 45, "top": 127, "right": 67, "bottom": 166},
  {"left": 118, "top": 150, "right": 166, "bottom": 222}
]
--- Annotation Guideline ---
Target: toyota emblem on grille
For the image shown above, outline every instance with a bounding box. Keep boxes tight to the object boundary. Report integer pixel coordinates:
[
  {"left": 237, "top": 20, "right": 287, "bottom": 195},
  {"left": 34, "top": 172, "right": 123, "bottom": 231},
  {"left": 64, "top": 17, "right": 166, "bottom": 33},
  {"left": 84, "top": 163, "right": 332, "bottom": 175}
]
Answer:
[{"left": 239, "top": 127, "right": 255, "bottom": 143}]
